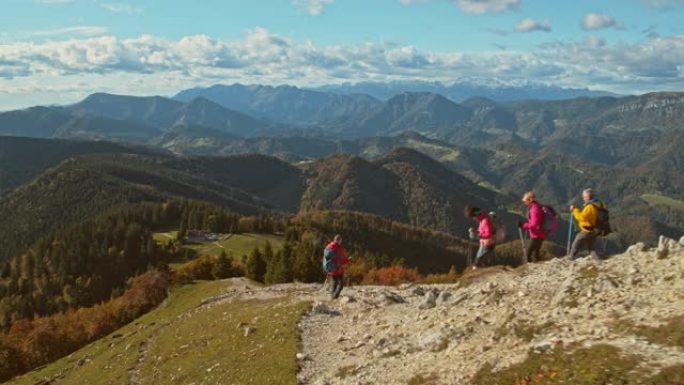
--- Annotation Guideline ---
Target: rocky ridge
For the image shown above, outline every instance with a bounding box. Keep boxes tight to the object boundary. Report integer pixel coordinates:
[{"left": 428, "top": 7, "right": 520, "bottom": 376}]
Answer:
[
  {"left": 162, "top": 236, "right": 684, "bottom": 384},
  {"left": 292, "top": 236, "right": 684, "bottom": 384}
]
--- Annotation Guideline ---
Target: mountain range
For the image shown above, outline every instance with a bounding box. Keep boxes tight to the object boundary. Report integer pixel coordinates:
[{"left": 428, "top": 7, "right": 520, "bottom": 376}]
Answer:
[
  {"left": 311, "top": 79, "right": 619, "bottom": 101},
  {"left": 1, "top": 83, "right": 683, "bottom": 261},
  {"left": 2, "top": 85, "right": 681, "bottom": 147},
  {"left": 0, "top": 139, "right": 516, "bottom": 262}
]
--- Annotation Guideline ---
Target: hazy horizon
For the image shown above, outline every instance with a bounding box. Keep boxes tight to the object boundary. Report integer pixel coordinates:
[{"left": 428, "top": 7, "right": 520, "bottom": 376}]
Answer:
[{"left": 1, "top": 0, "right": 683, "bottom": 110}]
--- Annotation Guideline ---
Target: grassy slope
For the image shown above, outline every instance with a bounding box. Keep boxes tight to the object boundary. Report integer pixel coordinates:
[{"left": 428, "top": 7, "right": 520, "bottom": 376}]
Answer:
[
  {"left": 9, "top": 280, "right": 308, "bottom": 385},
  {"left": 153, "top": 232, "right": 285, "bottom": 268},
  {"left": 139, "top": 298, "right": 308, "bottom": 385},
  {"left": 8, "top": 280, "right": 229, "bottom": 385},
  {"left": 641, "top": 193, "right": 684, "bottom": 211},
  {"left": 187, "top": 233, "right": 285, "bottom": 259}
]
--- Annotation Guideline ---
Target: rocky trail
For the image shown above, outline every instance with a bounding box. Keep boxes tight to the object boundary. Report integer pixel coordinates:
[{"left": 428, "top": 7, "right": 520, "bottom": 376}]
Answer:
[
  {"left": 16, "top": 238, "right": 683, "bottom": 385},
  {"left": 202, "top": 237, "right": 684, "bottom": 385}
]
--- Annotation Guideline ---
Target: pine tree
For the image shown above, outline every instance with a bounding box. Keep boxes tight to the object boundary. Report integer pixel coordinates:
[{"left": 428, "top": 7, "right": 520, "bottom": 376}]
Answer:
[
  {"left": 245, "top": 247, "right": 266, "bottom": 282},
  {"left": 177, "top": 220, "right": 187, "bottom": 242},
  {"left": 265, "top": 250, "right": 293, "bottom": 284},
  {"left": 1, "top": 262, "right": 10, "bottom": 279},
  {"left": 292, "top": 242, "right": 319, "bottom": 283},
  {"left": 213, "top": 251, "right": 232, "bottom": 279},
  {"left": 263, "top": 241, "right": 274, "bottom": 263}
]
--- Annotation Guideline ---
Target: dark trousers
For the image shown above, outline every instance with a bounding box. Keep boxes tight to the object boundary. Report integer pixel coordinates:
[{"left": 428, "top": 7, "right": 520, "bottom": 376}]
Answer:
[
  {"left": 526, "top": 238, "right": 544, "bottom": 262},
  {"left": 330, "top": 275, "right": 344, "bottom": 299},
  {"left": 474, "top": 245, "right": 495, "bottom": 267},
  {"left": 569, "top": 231, "right": 597, "bottom": 260}
]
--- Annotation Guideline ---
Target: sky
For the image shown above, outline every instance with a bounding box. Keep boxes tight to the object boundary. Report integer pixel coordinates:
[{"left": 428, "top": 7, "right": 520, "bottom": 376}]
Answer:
[{"left": 0, "top": 0, "right": 683, "bottom": 109}]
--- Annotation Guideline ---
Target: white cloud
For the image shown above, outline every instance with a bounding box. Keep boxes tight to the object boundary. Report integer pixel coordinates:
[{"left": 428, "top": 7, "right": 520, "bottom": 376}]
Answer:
[
  {"left": 1, "top": 29, "right": 683, "bottom": 108},
  {"left": 582, "top": 13, "right": 623, "bottom": 30},
  {"left": 27, "top": 26, "right": 109, "bottom": 37},
  {"left": 400, "top": 0, "right": 520, "bottom": 14},
  {"left": 32, "top": 0, "right": 75, "bottom": 4},
  {"left": 514, "top": 18, "right": 551, "bottom": 33},
  {"left": 293, "top": 0, "right": 334, "bottom": 16},
  {"left": 100, "top": 2, "right": 144, "bottom": 14},
  {"left": 641, "top": 0, "right": 684, "bottom": 9},
  {"left": 456, "top": 0, "right": 520, "bottom": 14}
]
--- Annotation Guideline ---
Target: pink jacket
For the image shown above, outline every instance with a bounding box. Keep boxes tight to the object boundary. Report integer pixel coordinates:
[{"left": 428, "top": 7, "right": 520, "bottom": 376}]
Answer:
[
  {"left": 522, "top": 201, "right": 546, "bottom": 240},
  {"left": 477, "top": 212, "right": 496, "bottom": 246}
]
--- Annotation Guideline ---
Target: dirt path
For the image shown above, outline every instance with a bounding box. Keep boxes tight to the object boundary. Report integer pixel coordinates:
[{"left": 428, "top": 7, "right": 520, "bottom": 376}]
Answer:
[{"left": 295, "top": 247, "right": 684, "bottom": 385}]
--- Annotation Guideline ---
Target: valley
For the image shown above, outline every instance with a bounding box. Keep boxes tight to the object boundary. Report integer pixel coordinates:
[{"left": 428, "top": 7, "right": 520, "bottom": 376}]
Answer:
[{"left": 1, "top": 82, "right": 683, "bottom": 384}]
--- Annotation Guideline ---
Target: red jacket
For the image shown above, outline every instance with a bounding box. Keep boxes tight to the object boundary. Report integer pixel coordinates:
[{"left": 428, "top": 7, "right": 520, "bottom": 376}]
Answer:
[
  {"left": 522, "top": 201, "right": 546, "bottom": 240},
  {"left": 477, "top": 212, "right": 496, "bottom": 247},
  {"left": 326, "top": 241, "right": 349, "bottom": 276}
]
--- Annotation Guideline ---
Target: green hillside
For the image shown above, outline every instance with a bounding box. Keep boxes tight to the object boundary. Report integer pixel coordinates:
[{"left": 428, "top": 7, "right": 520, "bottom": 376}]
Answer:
[
  {"left": 154, "top": 232, "right": 285, "bottom": 268},
  {"left": 8, "top": 279, "right": 308, "bottom": 385},
  {"left": 641, "top": 193, "right": 684, "bottom": 211}
]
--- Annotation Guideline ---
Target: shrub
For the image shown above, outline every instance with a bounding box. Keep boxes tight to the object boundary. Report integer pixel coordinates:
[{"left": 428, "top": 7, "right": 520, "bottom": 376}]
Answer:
[
  {"left": 362, "top": 264, "right": 421, "bottom": 286},
  {"left": 0, "top": 269, "right": 170, "bottom": 383}
]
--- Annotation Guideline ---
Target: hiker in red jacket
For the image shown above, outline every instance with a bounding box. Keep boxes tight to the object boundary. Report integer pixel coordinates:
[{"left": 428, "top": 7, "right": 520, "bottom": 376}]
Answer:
[
  {"left": 519, "top": 191, "right": 545, "bottom": 263},
  {"left": 326, "top": 235, "right": 349, "bottom": 299},
  {"left": 465, "top": 205, "right": 496, "bottom": 270}
]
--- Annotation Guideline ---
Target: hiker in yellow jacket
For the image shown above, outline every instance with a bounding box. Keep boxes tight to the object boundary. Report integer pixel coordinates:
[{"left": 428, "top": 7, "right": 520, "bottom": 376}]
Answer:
[{"left": 568, "top": 188, "right": 605, "bottom": 260}]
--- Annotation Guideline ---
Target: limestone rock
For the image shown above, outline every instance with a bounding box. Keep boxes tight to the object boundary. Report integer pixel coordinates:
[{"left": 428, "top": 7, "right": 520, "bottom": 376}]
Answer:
[
  {"left": 377, "top": 291, "right": 406, "bottom": 306},
  {"left": 419, "top": 290, "right": 437, "bottom": 310},
  {"left": 417, "top": 328, "right": 450, "bottom": 352},
  {"left": 627, "top": 242, "right": 647, "bottom": 254},
  {"left": 436, "top": 290, "right": 452, "bottom": 306},
  {"left": 312, "top": 302, "right": 341, "bottom": 316},
  {"left": 411, "top": 286, "right": 426, "bottom": 297}
]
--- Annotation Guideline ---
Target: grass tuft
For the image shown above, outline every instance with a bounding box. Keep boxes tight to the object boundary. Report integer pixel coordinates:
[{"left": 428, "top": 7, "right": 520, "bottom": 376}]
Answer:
[{"left": 471, "top": 343, "right": 683, "bottom": 385}]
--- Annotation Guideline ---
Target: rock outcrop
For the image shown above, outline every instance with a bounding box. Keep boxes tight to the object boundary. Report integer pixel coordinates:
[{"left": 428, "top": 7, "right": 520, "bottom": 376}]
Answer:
[{"left": 295, "top": 237, "right": 684, "bottom": 385}]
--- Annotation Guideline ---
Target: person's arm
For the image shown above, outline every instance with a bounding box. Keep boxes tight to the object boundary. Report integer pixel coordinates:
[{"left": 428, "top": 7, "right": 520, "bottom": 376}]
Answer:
[
  {"left": 572, "top": 206, "right": 583, "bottom": 222},
  {"left": 522, "top": 204, "right": 542, "bottom": 230},
  {"left": 573, "top": 204, "right": 597, "bottom": 227},
  {"left": 340, "top": 247, "right": 350, "bottom": 265}
]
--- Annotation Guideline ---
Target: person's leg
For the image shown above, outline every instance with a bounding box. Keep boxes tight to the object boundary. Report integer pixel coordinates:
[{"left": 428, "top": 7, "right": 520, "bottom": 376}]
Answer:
[
  {"left": 569, "top": 232, "right": 589, "bottom": 260},
  {"left": 586, "top": 233, "right": 600, "bottom": 260},
  {"left": 485, "top": 245, "right": 495, "bottom": 265},
  {"left": 332, "top": 274, "right": 344, "bottom": 299},
  {"left": 525, "top": 239, "right": 536, "bottom": 262},
  {"left": 528, "top": 239, "right": 543, "bottom": 262},
  {"left": 475, "top": 245, "right": 495, "bottom": 267},
  {"left": 473, "top": 245, "right": 486, "bottom": 268},
  {"left": 329, "top": 275, "right": 339, "bottom": 298}
]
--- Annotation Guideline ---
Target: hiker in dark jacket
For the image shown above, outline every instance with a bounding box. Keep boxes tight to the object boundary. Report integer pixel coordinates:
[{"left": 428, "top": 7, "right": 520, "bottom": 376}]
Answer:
[
  {"left": 325, "top": 235, "right": 349, "bottom": 299},
  {"left": 568, "top": 188, "right": 605, "bottom": 260},
  {"left": 519, "top": 192, "right": 545, "bottom": 263},
  {"left": 465, "top": 205, "right": 496, "bottom": 270}
]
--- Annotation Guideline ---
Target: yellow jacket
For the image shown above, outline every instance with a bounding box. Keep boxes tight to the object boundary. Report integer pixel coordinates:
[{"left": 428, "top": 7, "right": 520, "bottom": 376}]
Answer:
[{"left": 572, "top": 200, "right": 605, "bottom": 233}]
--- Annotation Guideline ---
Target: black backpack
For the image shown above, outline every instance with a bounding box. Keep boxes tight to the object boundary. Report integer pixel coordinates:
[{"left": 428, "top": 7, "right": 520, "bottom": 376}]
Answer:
[{"left": 592, "top": 204, "right": 612, "bottom": 236}]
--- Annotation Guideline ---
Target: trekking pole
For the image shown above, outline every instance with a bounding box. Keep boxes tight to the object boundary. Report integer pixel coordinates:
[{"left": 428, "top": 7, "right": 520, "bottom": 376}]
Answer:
[
  {"left": 467, "top": 229, "right": 475, "bottom": 268},
  {"left": 318, "top": 273, "right": 330, "bottom": 291},
  {"left": 518, "top": 227, "right": 528, "bottom": 264},
  {"left": 566, "top": 214, "right": 573, "bottom": 256}
]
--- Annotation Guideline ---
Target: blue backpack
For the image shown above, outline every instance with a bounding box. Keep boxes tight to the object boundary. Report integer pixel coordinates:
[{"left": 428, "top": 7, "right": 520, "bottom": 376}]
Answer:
[{"left": 322, "top": 247, "right": 339, "bottom": 273}]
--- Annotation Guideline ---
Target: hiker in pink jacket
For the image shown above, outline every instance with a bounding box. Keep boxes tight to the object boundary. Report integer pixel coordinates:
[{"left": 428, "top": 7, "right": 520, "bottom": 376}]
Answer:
[
  {"left": 465, "top": 205, "right": 496, "bottom": 269},
  {"left": 519, "top": 192, "right": 545, "bottom": 262}
]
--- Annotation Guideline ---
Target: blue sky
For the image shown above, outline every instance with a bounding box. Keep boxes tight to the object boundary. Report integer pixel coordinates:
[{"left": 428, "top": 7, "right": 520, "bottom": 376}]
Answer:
[{"left": 0, "top": 0, "right": 683, "bottom": 109}]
